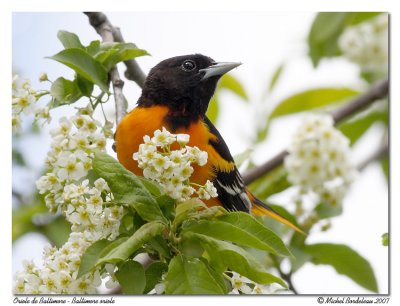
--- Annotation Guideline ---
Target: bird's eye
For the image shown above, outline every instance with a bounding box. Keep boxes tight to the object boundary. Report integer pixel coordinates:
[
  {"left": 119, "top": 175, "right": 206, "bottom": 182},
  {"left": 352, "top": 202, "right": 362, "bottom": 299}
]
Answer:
[{"left": 181, "top": 60, "right": 196, "bottom": 72}]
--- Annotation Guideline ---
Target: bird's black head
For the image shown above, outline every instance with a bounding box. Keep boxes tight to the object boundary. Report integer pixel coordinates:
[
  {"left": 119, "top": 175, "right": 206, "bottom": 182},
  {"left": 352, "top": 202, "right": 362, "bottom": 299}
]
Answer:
[{"left": 138, "top": 54, "right": 241, "bottom": 127}]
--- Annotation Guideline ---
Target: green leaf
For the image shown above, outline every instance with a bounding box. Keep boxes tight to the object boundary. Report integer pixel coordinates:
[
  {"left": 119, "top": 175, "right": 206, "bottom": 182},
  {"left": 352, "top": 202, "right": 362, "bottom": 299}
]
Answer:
[
  {"left": 75, "top": 74, "right": 94, "bottom": 98},
  {"left": 144, "top": 261, "right": 168, "bottom": 293},
  {"left": 138, "top": 177, "right": 162, "bottom": 197},
  {"left": 303, "top": 243, "right": 378, "bottom": 292},
  {"left": 249, "top": 166, "right": 290, "bottom": 200},
  {"left": 206, "top": 96, "right": 219, "bottom": 124},
  {"left": 173, "top": 199, "right": 206, "bottom": 231},
  {"left": 187, "top": 233, "right": 286, "bottom": 287},
  {"left": 164, "top": 255, "right": 226, "bottom": 294},
  {"left": 347, "top": 12, "right": 383, "bottom": 26},
  {"left": 308, "top": 12, "right": 382, "bottom": 66},
  {"left": 269, "top": 63, "right": 284, "bottom": 92},
  {"left": 86, "top": 40, "right": 101, "bottom": 56},
  {"left": 115, "top": 260, "right": 146, "bottom": 294},
  {"left": 49, "top": 77, "right": 82, "bottom": 107},
  {"left": 101, "top": 43, "right": 148, "bottom": 71},
  {"left": 308, "top": 13, "right": 347, "bottom": 66},
  {"left": 184, "top": 212, "right": 290, "bottom": 256},
  {"left": 270, "top": 88, "right": 358, "bottom": 119},
  {"left": 41, "top": 217, "right": 71, "bottom": 248},
  {"left": 381, "top": 233, "right": 389, "bottom": 247},
  {"left": 92, "top": 152, "right": 166, "bottom": 223},
  {"left": 12, "top": 148, "right": 26, "bottom": 166},
  {"left": 338, "top": 109, "right": 387, "bottom": 145},
  {"left": 148, "top": 236, "right": 172, "bottom": 259},
  {"left": 48, "top": 48, "right": 109, "bottom": 92},
  {"left": 315, "top": 202, "right": 343, "bottom": 219},
  {"left": 57, "top": 30, "right": 85, "bottom": 50},
  {"left": 78, "top": 239, "right": 111, "bottom": 278},
  {"left": 97, "top": 221, "right": 167, "bottom": 265},
  {"left": 289, "top": 246, "right": 312, "bottom": 273},
  {"left": 218, "top": 74, "right": 248, "bottom": 101}
]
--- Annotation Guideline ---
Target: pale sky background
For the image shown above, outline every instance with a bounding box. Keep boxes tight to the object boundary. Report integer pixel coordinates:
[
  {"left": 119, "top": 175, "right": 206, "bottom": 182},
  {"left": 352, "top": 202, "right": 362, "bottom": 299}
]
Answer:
[{"left": 11, "top": 11, "right": 388, "bottom": 295}]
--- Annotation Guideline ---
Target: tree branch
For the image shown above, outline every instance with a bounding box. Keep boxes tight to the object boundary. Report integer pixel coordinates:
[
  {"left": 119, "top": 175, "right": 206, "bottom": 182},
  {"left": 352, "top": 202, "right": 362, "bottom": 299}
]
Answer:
[
  {"left": 84, "top": 12, "right": 146, "bottom": 88},
  {"left": 357, "top": 137, "right": 388, "bottom": 171},
  {"left": 242, "top": 79, "right": 389, "bottom": 185},
  {"left": 84, "top": 12, "right": 129, "bottom": 124}
]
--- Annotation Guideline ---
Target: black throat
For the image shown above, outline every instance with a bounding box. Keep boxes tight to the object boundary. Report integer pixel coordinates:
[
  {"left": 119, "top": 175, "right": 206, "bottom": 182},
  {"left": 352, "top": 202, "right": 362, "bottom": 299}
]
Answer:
[{"left": 137, "top": 84, "right": 214, "bottom": 131}]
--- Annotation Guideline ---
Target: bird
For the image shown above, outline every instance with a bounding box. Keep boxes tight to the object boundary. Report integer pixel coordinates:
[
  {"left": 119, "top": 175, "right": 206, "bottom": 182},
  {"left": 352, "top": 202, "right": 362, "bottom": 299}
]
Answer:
[{"left": 114, "top": 54, "right": 303, "bottom": 233}]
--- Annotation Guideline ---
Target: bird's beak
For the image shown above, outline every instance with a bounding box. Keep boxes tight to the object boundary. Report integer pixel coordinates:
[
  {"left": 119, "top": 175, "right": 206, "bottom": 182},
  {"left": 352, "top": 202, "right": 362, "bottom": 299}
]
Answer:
[{"left": 200, "top": 62, "right": 242, "bottom": 81}]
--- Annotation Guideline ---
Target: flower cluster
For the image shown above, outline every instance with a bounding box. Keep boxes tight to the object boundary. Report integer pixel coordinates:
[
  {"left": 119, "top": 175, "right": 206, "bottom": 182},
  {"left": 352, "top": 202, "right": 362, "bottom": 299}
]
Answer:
[
  {"left": 37, "top": 107, "right": 109, "bottom": 212},
  {"left": 12, "top": 75, "right": 51, "bottom": 133},
  {"left": 284, "top": 114, "right": 356, "bottom": 207},
  {"left": 339, "top": 14, "right": 388, "bottom": 75},
  {"left": 133, "top": 127, "right": 218, "bottom": 202},
  {"left": 14, "top": 108, "right": 122, "bottom": 294}
]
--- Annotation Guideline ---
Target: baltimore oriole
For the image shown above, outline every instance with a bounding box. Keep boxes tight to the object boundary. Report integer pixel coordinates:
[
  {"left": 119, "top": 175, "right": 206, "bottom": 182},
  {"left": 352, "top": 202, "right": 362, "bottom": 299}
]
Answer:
[{"left": 115, "top": 54, "right": 302, "bottom": 233}]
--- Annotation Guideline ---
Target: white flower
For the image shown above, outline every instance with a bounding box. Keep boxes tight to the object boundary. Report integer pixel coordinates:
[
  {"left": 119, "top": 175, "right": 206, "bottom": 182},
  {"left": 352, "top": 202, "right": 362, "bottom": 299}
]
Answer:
[
  {"left": 94, "top": 178, "right": 109, "bottom": 192},
  {"left": 12, "top": 115, "right": 22, "bottom": 133},
  {"left": 39, "top": 72, "right": 48, "bottom": 82},
  {"left": 56, "top": 154, "right": 86, "bottom": 181},
  {"left": 339, "top": 13, "right": 388, "bottom": 74},
  {"left": 229, "top": 272, "right": 252, "bottom": 294},
  {"left": 35, "top": 106, "right": 51, "bottom": 124},
  {"left": 176, "top": 133, "right": 190, "bottom": 146},
  {"left": 152, "top": 127, "right": 175, "bottom": 146},
  {"left": 13, "top": 91, "right": 37, "bottom": 115},
  {"left": 204, "top": 180, "right": 218, "bottom": 197},
  {"left": 284, "top": 114, "right": 356, "bottom": 208},
  {"left": 134, "top": 128, "right": 216, "bottom": 203},
  {"left": 36, "top": 173, "right": 62, "bottom": 194},
  {"left": 50, "top": 117, "right": 72, "bottom": 136}
]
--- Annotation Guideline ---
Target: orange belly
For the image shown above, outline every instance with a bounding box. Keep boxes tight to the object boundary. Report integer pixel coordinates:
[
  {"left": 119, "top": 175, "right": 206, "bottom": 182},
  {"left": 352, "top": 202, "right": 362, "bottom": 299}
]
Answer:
[{"left": 115, "top": 106, "right": 230, "bottom": 208}]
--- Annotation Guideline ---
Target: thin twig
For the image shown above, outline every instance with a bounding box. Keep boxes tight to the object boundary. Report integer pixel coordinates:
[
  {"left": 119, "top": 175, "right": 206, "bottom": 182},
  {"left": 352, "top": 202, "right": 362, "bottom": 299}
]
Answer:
[
  {"left": 357, "top": 137, "right": 389, "bottom": 171},
  {"left": 242, "top": 79, "right": 389, "bottom": 185},
  {"left": 84, "top": 12, "right": 128, "bottom": 124},
  {"left": 84, "top": 12, "right": 146, "bottom": 88}
]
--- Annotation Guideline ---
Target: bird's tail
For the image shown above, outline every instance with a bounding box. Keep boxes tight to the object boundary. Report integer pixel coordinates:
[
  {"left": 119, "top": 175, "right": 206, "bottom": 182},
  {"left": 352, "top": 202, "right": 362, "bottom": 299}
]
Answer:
[{"left": 247, "top": 191, "right": 305, "bottom": 234}]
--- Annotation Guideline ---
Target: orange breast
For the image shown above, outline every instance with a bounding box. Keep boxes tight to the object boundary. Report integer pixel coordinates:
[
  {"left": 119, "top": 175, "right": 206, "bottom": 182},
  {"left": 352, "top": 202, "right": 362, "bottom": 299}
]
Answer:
[{"left": 115, "top": 105, "right": 234, "bottom": 208}]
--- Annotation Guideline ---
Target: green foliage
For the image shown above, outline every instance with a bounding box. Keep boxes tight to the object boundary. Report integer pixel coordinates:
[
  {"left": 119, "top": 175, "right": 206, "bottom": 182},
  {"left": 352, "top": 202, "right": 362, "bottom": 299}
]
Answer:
[
  {"left": 268, "top": 63, "right": 285, "bottom": 92},
  {"left": 303, "top": 243, "right": 378, "bottom": 293},
  {"left": 183, "top": 212, "right": 291, "bottom": 256},
  {"left": 47, "top": 30, "right": 148, "bottom": 108},
  {"left": 74, "top": 151, "right": 292, "bottom": 293},
  {"left": 308, "top": 12, "right": 382, "bottom": 66},
  {"left": 249, "top": 166, "right": 290, "bottom": 200},
  {"left": 115, "top": 260, "right": 146, "bottom": 294},
  {"left": 270, "top": 87, "right": 358, "bottom": 119},
  {"left": 92, "top": 152, "right": 167, "bottom": 223},
  {"left": 381, "top": 233, "right": 389, "bottom": 247},
  {"left": 165, "top": 255, "right": 226, "bottom": 294},
  {"left": 144, "top": 262, "right": 168, "bottom": 293},
  {"left": 49, "top": 77, "right": 83, "bottom": 107},
  {"left": 338, "top": 107, "right": 388, "bottom": 145},
  {"left": 48, "top": 49, "right": 110, "bottom": 92},
  {"left": 219, "top": 74, "right": 248, "bottom": 101},
  {"left": 96, "top": 221, "right": 166, "bottom": 265},
  {"left": 78, "top": 239, "right": 111, "bottom": 278},
  {"left": 188, "top": 233, "right": 286, "bottom": 287},
  {"left": 206, "top": 96, "right": 219, "bottom": 124},
  {"left": 57, "top": 30, "right": 85, "bottom": 50},
  {"left": 206, "top": 73, "right": 248, "bottom": 124}
]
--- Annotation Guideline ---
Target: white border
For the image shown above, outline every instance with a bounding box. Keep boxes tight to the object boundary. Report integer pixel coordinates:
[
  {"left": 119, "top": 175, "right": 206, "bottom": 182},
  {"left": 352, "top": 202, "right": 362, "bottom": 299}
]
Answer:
[{"left": 2, "top": 1, "right": 398, "bottom": 305}]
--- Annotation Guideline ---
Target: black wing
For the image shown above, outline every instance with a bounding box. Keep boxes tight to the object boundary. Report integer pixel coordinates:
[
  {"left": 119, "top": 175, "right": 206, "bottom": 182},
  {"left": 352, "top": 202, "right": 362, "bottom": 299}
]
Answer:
[{"left": 204, "top": 116, "right": 252, "bottom": 213}]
